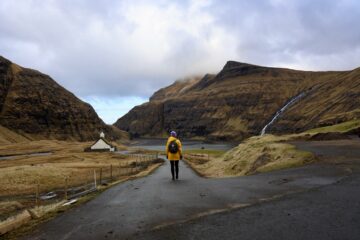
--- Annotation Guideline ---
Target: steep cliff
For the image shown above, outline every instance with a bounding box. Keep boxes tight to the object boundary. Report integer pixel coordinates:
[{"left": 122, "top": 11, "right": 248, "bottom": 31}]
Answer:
[
  {"left": 0, "top": 56, "right": 124, "bottom": 141},
  {"left": 115, "top": 61, "right": 360, "bottom": 141},
  {"left": 273, "top": 67, "right": 360, "bottom": 132}
]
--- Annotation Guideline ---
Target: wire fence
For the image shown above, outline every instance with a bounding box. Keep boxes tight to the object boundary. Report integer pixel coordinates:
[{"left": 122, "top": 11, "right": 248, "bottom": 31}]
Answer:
[{"left": 0, "top": 153, "right": 162, "bottom": 220}]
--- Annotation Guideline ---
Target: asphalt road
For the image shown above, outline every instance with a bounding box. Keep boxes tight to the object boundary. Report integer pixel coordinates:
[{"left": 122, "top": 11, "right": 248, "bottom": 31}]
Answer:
[
  {"left": 23, "top": 142, "right": 354, "bottom": 240},
  {"left": 135, "top": 171, "right": 360, "bottom": 240},
  {"left": 134, "top": 139, "right": 360, "bottom": 240}
]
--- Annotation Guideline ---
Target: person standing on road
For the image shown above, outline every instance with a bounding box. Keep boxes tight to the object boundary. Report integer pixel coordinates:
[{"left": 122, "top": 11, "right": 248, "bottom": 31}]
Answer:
[{"left": 166, "top": 131, "right": 182, "bottom": 180}]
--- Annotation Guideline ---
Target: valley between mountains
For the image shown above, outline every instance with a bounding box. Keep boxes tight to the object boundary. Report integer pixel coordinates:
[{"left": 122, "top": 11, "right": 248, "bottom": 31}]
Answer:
[
  {"left": 115, "top": 61, "right": 360, "bottom": 141},
  {"left": 1, "top": 55, "right": 360, "bottom": 239}
]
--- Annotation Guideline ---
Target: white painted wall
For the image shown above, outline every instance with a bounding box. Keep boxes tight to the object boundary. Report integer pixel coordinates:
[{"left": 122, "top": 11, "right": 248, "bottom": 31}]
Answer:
[{"left": 91, "top": 139, "right": 114, "bottom": 151}]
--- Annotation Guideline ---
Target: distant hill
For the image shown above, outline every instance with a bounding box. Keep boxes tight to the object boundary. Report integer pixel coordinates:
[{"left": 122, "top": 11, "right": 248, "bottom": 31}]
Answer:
[
  {"left": 114, "top": 61, "right": 360, "bottom": 141},
  {"left": 0, "top": 56, "right": 125, "bottom": 142}
]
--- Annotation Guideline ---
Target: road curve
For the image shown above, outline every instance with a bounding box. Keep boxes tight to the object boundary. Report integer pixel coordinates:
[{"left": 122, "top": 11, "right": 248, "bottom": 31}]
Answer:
[{"left": 24, "top": 155, "right": 348, "bottom": 240}]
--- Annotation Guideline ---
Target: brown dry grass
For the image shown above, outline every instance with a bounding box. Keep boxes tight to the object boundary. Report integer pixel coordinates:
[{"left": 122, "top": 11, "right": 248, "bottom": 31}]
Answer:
[
  {"left": 0, "top": 140, "right": 153, "bottom": 198},
  {"left": 0, "top": 201, "right": 24, "bottom": 220},
  {"left": 185, "top": 134, "right": 315, "bottom": 178},
  {"left": 0, "top": 126, "right": 30, "bottom": 145},
  {"left": 185, "top": 119, "right": 360, "bottom": 178}
]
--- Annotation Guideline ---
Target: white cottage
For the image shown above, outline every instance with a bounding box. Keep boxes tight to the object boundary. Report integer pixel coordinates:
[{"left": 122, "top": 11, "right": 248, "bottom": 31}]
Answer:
[{"left": 85, "top": 132, "right": 116, "bottom": 152}]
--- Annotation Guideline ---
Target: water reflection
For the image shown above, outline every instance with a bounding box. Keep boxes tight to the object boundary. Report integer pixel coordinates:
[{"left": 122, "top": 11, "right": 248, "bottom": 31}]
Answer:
[{"left": 129, "top": 138, "right": 235, "bottom": 151}]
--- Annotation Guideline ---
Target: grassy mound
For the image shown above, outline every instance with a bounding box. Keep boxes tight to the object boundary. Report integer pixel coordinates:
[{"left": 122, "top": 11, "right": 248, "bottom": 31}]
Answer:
[
  {"left": 185, "top": 134, "right": 314, "bottom": 178},
  {"left": 185, "top": 119, "right": 360, "bottom": 178}
]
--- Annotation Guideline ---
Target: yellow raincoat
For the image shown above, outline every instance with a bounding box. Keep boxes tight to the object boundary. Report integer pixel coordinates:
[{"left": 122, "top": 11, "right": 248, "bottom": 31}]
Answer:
[{"left": 166, "top": 136, "right": 182, "bottom": 160}]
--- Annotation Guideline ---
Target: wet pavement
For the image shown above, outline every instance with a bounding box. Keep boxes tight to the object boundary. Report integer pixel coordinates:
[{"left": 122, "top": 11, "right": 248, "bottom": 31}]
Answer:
[
  {"left": 134, "top": 140, "right": 360, "bottom": 240},
  {"left": 24, "top": 151, "right": 349, "bottom": 240},
  {"left": 135, "top": 171, "right": 360, "bottom": 240}
]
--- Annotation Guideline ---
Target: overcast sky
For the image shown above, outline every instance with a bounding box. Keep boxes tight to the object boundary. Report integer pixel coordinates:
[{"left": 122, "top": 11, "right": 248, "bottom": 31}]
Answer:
[{"left": 1, "top": 0, "right": 360, "bottom": 123}]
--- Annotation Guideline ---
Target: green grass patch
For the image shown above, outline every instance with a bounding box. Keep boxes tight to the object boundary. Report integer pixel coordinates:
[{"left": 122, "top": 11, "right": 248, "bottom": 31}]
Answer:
[
  {"left": 186, "top": 134, "right": 316, "bottom": 178},
  {"left": 184, "top": 149, "right": 226, "bottom": 157},
  {"left": 306, "top": 119, "right": 360, "bottom": 134}
]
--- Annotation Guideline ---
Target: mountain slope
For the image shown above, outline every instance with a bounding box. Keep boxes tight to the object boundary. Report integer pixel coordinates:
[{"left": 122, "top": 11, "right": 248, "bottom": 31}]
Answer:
[
  {"left": 0, "top": 125, "right": 30, "bottom": 144},
  {"left": 114, "top": 61, "right": 360, "bottom": 140},
  {"left": 273, "top": 67, "right": 360, "bottom": 132},
  {"left": 0, "top": 56, "right": 123, "bottom": 141}
]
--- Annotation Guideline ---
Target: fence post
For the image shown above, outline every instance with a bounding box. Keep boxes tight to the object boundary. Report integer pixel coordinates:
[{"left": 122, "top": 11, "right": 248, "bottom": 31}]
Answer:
[
  {"left": 94, "top": 169, "right": 97, "bottom": 189},
  {"left": 110, "top": 164, "right": 113, "bottom": 182},
  {"left": 64, "top": 177, "right": 68, "bottom": 200},
  {"left": 35, "top": 180, "right": 40, "bottom": 207},
  {"left": 100, "top": 168, "right": 102, "bottom": 185}
]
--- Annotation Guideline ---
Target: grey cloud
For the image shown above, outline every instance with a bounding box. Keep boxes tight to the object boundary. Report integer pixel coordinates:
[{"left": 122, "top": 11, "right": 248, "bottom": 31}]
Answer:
[
  {"left": 0, "top": 0, "right": 359, "bottom": 100},
  {"left": 208, "top": 0, "right": 360, "bottom": 69}
]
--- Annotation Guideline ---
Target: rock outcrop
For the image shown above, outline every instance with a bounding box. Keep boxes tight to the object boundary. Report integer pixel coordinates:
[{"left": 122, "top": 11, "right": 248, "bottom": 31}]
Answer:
[
  {"left": 0, "top": 56, "right": 124, "bottom": 141},
  {"left": 115, "top": 61, "right": 360, "bottom": 141}
]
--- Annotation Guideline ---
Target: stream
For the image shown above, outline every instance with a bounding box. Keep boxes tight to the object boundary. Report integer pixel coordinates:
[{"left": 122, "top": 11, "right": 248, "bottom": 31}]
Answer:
[
  {"left": 0, "top": 152, "right": 52, "bottom": 160},
  {"left": 261, "top": 91, "right": 307, "bottom": 135}
]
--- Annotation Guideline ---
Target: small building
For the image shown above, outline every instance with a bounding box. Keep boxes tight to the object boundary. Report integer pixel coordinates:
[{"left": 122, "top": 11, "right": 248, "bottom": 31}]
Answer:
[{"left": 85, "top": 132, "right": 116, "bottom": 152}]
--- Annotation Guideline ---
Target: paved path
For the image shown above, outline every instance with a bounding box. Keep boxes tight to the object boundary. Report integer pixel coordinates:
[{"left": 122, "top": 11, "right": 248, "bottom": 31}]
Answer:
[
  {"left": 134, "top": 140, "right": 360, "bottom": 240},
  {"left": 25, "top": 155, "right": 349, "bottom": 240},
  {"left": 135, "top": 171, "right": 360, "bottom": 240}
]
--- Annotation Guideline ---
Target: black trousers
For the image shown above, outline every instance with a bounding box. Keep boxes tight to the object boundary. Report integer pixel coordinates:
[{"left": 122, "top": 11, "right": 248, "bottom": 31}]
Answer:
[{"left": 170, "top": 160, "right": 179, "bottom": 179}]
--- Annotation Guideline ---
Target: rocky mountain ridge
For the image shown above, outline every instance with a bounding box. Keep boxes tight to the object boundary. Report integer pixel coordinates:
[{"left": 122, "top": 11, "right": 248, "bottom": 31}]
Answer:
[
  {"left": 0, "top": 56, "right": 124, "bottom": 141},
  {"left": 115, "top": 61, "right": 360, "bottom": 141}
]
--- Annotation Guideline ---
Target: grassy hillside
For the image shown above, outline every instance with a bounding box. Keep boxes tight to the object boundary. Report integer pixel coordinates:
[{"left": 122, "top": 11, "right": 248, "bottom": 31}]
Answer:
[
  {"left": 185, "top": 120, "right": 360, "bottom": 178},
  {"left": 306, "top": 118, "right": 360, "bottom": 133},
  {"left": 115, "top": 60, "right": 360, "bottom": 141},
  {"left": 0, "top": 56, "right": 125, "bottom": 142},
  {"left": 185, "top": 134, "right": 314, "bottom": 178},
  {"left": 0, "top": 125, "right": 30, "bottom": 144}
]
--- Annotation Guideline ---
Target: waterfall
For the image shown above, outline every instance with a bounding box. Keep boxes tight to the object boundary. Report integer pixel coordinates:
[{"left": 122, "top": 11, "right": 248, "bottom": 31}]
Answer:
[{"left": 260, "top": 91, "right": 307, "bottom": 136}]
